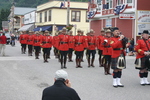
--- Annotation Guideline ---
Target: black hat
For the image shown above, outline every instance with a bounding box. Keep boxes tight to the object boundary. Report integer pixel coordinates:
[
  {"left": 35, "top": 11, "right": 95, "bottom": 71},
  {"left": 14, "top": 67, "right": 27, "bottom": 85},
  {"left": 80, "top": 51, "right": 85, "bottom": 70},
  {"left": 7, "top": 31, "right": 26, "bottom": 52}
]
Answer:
[
  {"left": 112, "top": 27, "right": 119, "bottom": 32},
  {"left": 142, "top": 30, "right": 149, "bottom": 34}
]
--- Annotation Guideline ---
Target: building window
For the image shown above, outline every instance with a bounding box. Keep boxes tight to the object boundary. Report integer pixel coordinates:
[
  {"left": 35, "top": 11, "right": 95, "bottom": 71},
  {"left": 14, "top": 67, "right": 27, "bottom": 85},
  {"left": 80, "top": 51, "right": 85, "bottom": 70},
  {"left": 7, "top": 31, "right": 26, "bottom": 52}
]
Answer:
[
  {"left": 105, "top": 0, "right": 112, "bottom": 9},
  {"left": 86, "top": 11, "right": 89, "bottom": 22},
  {"left": 97, "top": 0, "right": 102, "bottom": 4},
  {"left": 127, "top": 0, "right": 132, "bottom": 3},
  {"left": 16, "top": 18, "right": 20, "bottom": 23},
  {"left": 40, "top": 13, "right": 42, "bottom": 23},
  {"left": 106, "top": 19, "right": 112, "bottom": 27},
  {"left": 49, "top": 10, "right": 51, "bottom": 21},
  {"left": 45, "top": 11, "right": 47, "bottom": 22},
  {"left": 117, "top": 0, "right": 123, "bottom": 5},
  {"left": 71, "top": 11, "right": 80, "bottom": 22}
]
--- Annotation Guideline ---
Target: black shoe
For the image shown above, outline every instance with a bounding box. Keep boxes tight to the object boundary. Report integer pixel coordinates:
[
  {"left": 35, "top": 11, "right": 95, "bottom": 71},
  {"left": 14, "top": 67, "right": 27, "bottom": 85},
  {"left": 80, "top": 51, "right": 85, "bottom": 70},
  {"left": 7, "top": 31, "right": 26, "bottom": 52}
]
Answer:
[
  {"left": 113, "top": 85, "right": 118, "bottom": 88},
  {"left": 45, "top": 60, "right": 48, "bottom": 63},
  {"left": 145, "top": 83, "right": 150, "bottom": 85},
  {"left": 107, "top": 73, "right": 111, "bottom": 75},
  {"left": 78, "top": 66, "right": 83, "bottom": 68},
  {"left": 64, "top": 66, "right": 67, "bottom": 69},
  {"left": 68, "top": 60, "right": 73, "bottom": 62},
  {"left": 35, "top": 57, "right": 39, "bottom": 59},
  {"left": 141, "top": 84, "right": 145, "bottom": 86},
  {"left": 118, "top": 85, "right": 124, "bottom": 87}
]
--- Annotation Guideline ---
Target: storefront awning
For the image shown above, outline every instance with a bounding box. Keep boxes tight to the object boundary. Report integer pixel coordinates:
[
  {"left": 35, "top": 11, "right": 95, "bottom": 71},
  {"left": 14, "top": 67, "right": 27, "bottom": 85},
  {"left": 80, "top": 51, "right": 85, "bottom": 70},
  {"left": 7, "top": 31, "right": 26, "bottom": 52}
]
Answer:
[
  {"left": 18, "top": 24, "right": 34, "bottom": 31},
  {"left": 57, "top": 26, "right": 66, "bottom": 30},
  {"left": 33, "top": 26, "right": 52, "bottom": 32}
]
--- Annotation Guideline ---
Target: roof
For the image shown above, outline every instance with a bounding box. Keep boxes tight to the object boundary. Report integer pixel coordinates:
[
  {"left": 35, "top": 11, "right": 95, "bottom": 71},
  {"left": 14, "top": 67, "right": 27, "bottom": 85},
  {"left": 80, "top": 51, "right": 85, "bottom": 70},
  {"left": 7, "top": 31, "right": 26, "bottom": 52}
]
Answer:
[
  {"left": 14, "top": 7, "right": 36, "bottom": 15},
  {"left": 37, "top": 1, "right": 87, "bottom": 12}
]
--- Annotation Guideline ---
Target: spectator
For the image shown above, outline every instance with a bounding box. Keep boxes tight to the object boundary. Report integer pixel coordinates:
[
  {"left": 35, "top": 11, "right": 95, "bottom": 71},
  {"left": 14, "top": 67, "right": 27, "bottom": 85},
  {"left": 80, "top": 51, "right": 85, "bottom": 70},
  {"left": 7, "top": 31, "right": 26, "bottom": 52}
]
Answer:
[
  {"left": 0, "top": 33, "right": 7, "bottom": 56},
  {"left": 128, "top": 38, "right": 134, "bottom": 56},
  {"left": 42, "top": 70, "right": 81, "bottom": 100},
  {"left": 10, "top": 34, "right": 16, "bottom": 46}
]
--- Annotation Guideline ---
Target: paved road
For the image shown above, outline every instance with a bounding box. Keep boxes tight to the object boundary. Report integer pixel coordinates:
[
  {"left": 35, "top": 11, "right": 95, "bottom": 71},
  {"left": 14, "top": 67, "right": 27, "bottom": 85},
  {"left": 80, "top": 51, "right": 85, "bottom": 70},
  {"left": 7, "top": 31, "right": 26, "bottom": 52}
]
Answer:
[{"left": 0, "top": 42, "right": 150, "bottom": 100}]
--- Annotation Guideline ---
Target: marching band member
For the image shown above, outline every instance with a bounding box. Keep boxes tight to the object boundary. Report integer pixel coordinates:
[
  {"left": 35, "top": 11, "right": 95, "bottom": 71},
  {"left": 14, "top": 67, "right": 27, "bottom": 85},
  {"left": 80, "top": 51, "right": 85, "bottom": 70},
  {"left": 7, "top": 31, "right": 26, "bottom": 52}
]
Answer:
[
  {"left": 74, "top": 29, "right": 88, "bottom": 68},
  {"left": 41, "top": 31, "right": 53, "bottom": 63},
  {"left": 86, "top": 29, "right": 97, "bottom": 67},
  {"left": 58, "top": 28, "right": 69, "bottom": 69},
  {"left": 27, "top": 31, "right": 34, "bottom": 56},
  {"left": 101, "top": 29, "right": 112, "bottom": 75},
  {"left": 135, "top": 30, "right": 150, "bottom": 85},
  {"left": 33, "top": 31, "right": 42, "bottom": 59},
  {"left": 110, "top": 27, "right": 128, "bottom": 87},
  {"left": 19, "top": 31, "right": 28, "bottom": 54}
]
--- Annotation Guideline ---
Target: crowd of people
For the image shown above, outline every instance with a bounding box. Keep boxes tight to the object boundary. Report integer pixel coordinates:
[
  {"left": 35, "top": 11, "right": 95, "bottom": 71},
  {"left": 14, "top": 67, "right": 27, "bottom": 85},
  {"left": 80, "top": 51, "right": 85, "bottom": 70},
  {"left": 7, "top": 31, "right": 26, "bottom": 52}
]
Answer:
[{"left": 18, "top": 27, "right": 150, "bottom": 87}]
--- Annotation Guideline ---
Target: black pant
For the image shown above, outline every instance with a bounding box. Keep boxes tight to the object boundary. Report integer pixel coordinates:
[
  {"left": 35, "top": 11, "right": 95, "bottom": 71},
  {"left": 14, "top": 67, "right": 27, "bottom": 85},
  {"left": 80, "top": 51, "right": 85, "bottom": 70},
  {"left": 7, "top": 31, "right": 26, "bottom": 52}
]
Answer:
[
  {"left": 103, "top": 55, "right": 111, "bottom": 65},
  {"left": 60, "top": 51, "right": 68, "bottom": 58},
  {"left": 75, "top": 51, "right": 83, "bottom": 59},
  {"left": 21, "top": 44, "right": 26, "bottom": 49},
  {"left": 59, "top": 50, "right": 68, "bottom": 66},
  {"left": 28, "top": 45, "right": 33, "bottom": 51},
  {"left": 34, "top": 46, "right": 40, "bottom": 54},
  {"left": 86, "top": 50, "right": 96, "bottom": 59},
  {"left": 68, "top": 48, "right": 74, "bottom": 54},
  {"left": 21, "top": 44, "right": 26, "bottom": 53}
]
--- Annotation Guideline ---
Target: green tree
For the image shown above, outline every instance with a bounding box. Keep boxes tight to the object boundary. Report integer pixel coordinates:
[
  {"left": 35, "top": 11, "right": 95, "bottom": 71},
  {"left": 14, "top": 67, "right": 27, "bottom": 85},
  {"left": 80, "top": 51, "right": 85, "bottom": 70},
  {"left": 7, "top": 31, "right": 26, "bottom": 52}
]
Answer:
[{"left": 0, "top": 9, "right": 10, "bottom": 30}]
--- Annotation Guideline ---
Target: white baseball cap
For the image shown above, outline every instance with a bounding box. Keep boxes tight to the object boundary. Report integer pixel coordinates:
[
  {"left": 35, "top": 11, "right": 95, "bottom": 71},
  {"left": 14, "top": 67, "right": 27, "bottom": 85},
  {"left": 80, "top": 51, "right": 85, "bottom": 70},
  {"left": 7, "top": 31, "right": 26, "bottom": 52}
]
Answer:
[{"left": 55, "top": 70, "right": 68, "bottom": 80}]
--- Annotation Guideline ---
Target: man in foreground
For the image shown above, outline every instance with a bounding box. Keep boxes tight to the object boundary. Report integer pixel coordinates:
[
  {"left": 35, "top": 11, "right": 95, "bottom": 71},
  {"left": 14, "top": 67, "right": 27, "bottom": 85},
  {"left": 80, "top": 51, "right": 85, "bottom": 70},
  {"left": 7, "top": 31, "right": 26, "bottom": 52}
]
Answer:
[{"left": 42, "top": 70, "right": 81, "bottom": 100}]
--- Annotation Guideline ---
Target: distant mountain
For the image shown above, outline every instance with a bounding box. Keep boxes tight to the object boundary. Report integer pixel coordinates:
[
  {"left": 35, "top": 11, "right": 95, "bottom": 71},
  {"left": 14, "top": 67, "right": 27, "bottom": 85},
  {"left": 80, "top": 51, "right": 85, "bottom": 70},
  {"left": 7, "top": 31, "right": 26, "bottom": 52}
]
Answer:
[
  {"left": 0, "top": 0, "right": 50, "bottom": 10},
  {"left": 0, "top": 0, "right": 88, "bottom": 10}
]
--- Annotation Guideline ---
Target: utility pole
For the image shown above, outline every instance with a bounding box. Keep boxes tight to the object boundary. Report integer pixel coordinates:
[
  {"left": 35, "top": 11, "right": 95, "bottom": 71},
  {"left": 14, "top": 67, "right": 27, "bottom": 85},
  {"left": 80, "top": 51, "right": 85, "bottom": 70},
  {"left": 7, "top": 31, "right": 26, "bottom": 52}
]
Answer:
[
  {"left": 9, "top": 0, "right": 15, "bottom": 34},
  {"left": 67, "top": 0, "right": 70, "bottom": 26},
  {"left": 12, "top": 0, "right": 15, "bottom": 34}
]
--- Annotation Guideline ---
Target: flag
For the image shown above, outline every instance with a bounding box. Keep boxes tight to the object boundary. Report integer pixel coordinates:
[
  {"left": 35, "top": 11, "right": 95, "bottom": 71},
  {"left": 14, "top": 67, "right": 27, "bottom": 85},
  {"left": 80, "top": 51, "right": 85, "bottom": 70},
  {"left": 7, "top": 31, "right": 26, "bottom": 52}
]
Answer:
[
  {"left": 60, "top": 2, "right": 64, "bottom": 8},
  {"left": 60, "top": 1, "right": 66, "bottom": 8}
]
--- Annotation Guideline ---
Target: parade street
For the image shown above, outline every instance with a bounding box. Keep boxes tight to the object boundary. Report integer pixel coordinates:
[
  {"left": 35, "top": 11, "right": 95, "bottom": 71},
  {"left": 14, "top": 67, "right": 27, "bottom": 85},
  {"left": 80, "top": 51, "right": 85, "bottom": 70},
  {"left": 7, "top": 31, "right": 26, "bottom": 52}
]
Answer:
[{"left": 0, "top": 42, "right": 150, "bottom": 100}]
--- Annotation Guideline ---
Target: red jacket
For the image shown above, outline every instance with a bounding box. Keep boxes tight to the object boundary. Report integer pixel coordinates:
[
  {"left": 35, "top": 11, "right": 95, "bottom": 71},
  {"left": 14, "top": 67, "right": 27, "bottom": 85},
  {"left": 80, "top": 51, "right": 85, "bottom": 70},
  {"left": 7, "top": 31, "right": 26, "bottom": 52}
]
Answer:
[
  {"left": 135, "top": 38, "right": 150, "bottom": 59},
  {"left": 53, "top": 35, "right": 60, "bottom": 49},
  {"left": 20, "top": 34, "right": 28, "bottom": 44},
  {"left": 68, "top": 35, "right": 75, "bottom": 49},
  {"left": 33, "top": 35, "right": 42, "bottom": 46},
  {"left": 110, "top": 36, "right": 126, "bottom": 58},
  {"left": 101, "top": 37, "right": 112, "bottom": 55},
  {"left": 27, "top": 34, "right": 34, "bottom": 45},
  {"left": 87, "top": 36, "right": 97, "bottom": 50},
  {"left": 41, "top": 35, "right": 53, "bottom": 48},
  {"left": 58, "top": 34, "right": 69, "bottom": 51},
  {"left": 74, "top": 35, "right": 88, "bottom": 51},
  {"left": 0, "top": 35, "right": 7, "bottom": 44},
  {"left": 97, "top": 35, "right": 105, "bottom": 50}
]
